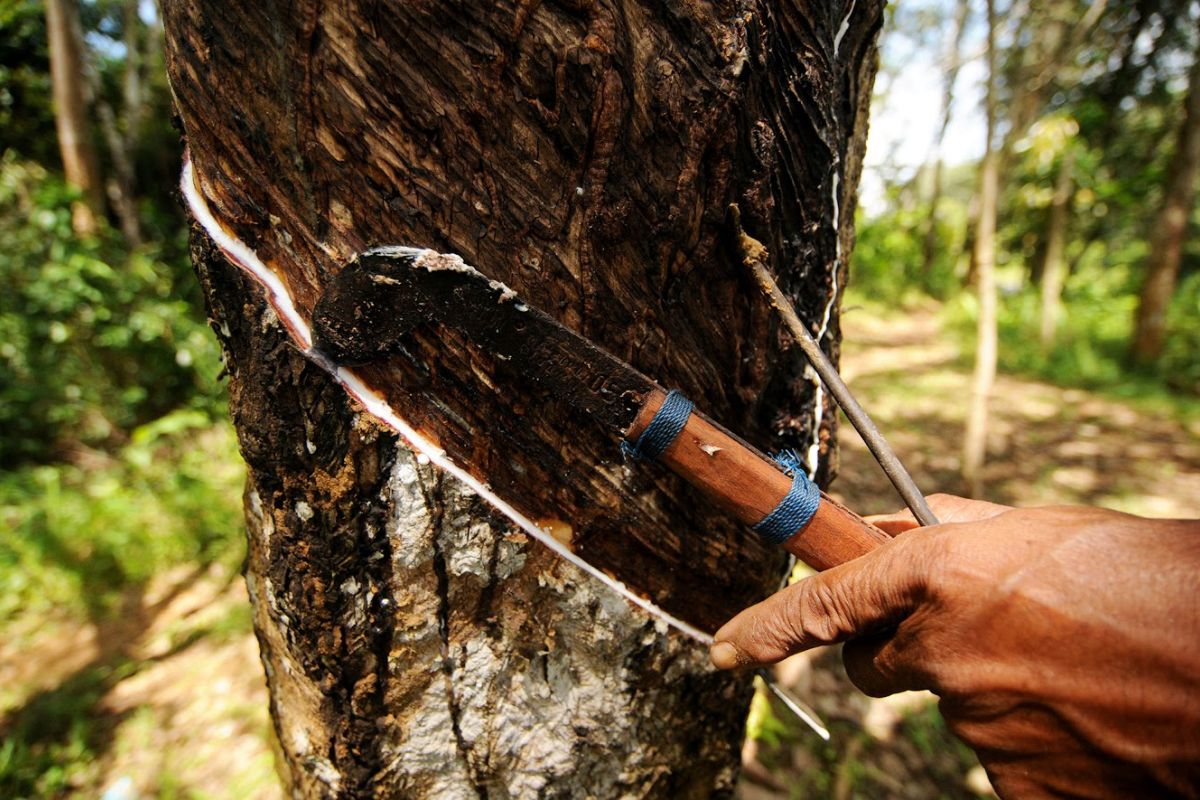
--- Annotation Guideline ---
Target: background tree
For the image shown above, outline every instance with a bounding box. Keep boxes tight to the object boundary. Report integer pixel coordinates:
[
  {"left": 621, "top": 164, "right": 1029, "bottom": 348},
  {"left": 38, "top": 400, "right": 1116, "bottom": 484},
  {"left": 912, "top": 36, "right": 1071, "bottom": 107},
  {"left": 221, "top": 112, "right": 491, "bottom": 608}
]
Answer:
[
  {"left": 963, "top": 0, "right": 999, "bottom": 498},
  {"left": 962, "top": 0, "right": 1107, "bottom": 494},
  {"left": 44, "top": 0, "right": 103, "bottom": 235},
  {"left": 1037, "top": 123, "right": 1077, "bottom": 347},
  {"left": 162, "top": 1, "right": 885, "bottom": 796},
  {"left": 1133, "top": 36, "right": 1200, "bottom": 363},
  {"left": 920, "top": 0, "right": 972, "bottom": 286}
]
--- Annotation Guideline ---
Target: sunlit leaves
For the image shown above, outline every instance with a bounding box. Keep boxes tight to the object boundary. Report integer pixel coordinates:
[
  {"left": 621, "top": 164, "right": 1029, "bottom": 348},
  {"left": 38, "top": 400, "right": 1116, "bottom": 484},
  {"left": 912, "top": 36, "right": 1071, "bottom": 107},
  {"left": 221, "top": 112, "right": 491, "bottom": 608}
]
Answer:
[{"left": 0, "top": 154, "right": 224, "bottom": 463}]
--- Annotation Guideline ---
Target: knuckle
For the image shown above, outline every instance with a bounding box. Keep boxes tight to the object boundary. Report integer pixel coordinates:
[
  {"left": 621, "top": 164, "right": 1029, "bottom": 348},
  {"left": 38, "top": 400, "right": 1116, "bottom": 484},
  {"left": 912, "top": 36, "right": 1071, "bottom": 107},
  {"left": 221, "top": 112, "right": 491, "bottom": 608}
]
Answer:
[
  {"left": 925, "top": 493, "right": 965, "bottom": 517},
  {"left": 740, "top": 611, "right": 797, "bottom": 663},
  {"left": 921, "top": 528, "right": 973, "bottom": 596},
  {"left": 790, "top": 580, "right": 853, "bottom": 645}
]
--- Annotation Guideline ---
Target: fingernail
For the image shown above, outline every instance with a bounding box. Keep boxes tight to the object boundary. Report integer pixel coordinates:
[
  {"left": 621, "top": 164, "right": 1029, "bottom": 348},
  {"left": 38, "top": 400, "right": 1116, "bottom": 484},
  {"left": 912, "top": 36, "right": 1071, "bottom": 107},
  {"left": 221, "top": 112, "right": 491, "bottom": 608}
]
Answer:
[{"left": 710, "top": 641, "right": 742, "bottom": 670}]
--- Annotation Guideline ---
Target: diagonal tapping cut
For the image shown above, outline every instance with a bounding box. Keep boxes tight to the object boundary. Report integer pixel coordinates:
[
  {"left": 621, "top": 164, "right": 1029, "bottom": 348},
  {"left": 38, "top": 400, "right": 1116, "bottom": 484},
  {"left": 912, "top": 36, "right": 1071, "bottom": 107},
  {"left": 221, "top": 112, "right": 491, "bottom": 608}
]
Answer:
[{"left": 180, "top": 152, "right": 713, "bottom": 644}]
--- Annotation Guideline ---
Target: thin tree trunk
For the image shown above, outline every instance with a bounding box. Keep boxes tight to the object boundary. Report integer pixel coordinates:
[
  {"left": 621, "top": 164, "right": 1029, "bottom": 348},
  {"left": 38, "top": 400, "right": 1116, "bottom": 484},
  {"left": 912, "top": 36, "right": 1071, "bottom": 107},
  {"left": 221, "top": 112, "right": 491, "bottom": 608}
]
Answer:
[
  {"left": 81, "top": 1, "right": 144, "bottom": 245},
  {"left": 95, "top": 99, "right": 143, "bottom": 246},
  {"left": 164, "top": 2, "right": 884, "bottom": 797},
  {"left": 1133, "top": 43, "right": 1200, "bottom": 363},
  {"left": 920, "top": 0, "right": 971, "bottom": 286},
  {"left": 45, "top": 0, "right": 104, "bottom": 236},
  {"left": 1039, "top": 146, "right": 1075, "bottom": 347},
  {"left": 963, "top": 0, "right": 999, "bottom": 499},
  {"left": 123, "top": 0, "right": 144, "bottom": 137}
]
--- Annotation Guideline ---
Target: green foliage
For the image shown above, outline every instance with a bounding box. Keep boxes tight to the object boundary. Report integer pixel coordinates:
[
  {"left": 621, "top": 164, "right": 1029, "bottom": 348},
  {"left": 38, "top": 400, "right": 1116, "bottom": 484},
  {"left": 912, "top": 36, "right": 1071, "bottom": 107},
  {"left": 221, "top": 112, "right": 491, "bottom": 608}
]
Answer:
[
  {"left": 854, "top": 199, "right": 969, "bottom": 302},
  {"left": 940, "top": 261, "right": 1200, "bottom": 412},
  {"left": 0, "top": 660, "right": 112, "bottom": 799},
  {"left": 1162, "top": 271, "right": 1200, "bottom": 394},
  {"left": 0, "top": 154, "right": 224, "bottom": 464},
  {"left": 853, "top": 90, "right": 1200, "bottom": 404},
  {"left": 0, "top": 413, "right": 245, "bottom": 798},
  {"left": 0, "top": 412, "right": 244, "bottom": 624},
  {"left": 0, "top": 0, "right": 56, "bottom": 166},
  {"left": 745, "top": 680, "right": 791, "bottom": 748}
]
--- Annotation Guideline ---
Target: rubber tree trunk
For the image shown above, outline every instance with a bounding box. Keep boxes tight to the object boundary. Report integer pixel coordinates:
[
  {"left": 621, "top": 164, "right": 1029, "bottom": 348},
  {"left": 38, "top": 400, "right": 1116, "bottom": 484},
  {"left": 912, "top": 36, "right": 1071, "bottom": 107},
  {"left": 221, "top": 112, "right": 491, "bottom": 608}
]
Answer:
[
  {"left": 45, "top": 0, "right": 104, "bottom": 236},
  {"left": 1133, "top": 43, "right": 1200, "bottom": 364},
  {"left": 162, "top": 2, "right": 883, "bottom": 797}
]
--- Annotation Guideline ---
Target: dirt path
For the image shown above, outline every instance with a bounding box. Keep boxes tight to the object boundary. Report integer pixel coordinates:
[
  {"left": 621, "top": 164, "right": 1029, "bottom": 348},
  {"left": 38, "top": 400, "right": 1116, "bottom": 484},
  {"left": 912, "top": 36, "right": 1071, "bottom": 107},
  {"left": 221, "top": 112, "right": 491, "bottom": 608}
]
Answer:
[
  {"left": 0, "top": 565, "right": 281, "bottom": 799},
  {"left": 832, "top": 305, "right": 1200, "bottom": 518}
]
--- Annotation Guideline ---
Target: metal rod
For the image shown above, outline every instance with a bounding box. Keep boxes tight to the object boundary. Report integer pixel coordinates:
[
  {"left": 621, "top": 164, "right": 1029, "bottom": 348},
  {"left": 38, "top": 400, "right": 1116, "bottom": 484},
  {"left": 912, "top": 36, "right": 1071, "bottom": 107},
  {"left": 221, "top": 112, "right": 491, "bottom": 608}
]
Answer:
[
  {"left": 746, "top": 259, "right": 940, "bottom": 528},
  {"left": 758, "top": 670, "right": 831, "bottom": 741}
]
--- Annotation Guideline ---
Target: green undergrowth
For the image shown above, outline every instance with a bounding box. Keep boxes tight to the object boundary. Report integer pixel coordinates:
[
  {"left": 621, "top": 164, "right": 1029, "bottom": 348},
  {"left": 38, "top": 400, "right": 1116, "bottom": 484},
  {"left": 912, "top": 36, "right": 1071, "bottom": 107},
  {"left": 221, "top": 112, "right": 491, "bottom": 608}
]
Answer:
[
  {"left": 0, "top": 412, "right": 245, "bottom": 626},
  {"left": 0, "top": 154, "right": 226, "bottom": 465},
  {"left": 0, "top": 414, "right": 247, "bottom": 798},
  {"left": 945, "top": 272, "right": 1200, "bottom": 422},
  {"left": 746, "top": 668, "right": 984, "bottom": 799},
  {"left": 842, "top": 280, "right": 1200, "bottom": 424}
]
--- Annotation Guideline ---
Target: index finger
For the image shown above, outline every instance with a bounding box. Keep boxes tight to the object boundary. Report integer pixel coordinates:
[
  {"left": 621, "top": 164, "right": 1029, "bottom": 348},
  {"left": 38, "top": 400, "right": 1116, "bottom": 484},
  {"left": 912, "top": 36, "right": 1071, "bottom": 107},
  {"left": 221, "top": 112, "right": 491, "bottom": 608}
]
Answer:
[{"left": 710, "top": 528, "right": 932, "bottom": 669}]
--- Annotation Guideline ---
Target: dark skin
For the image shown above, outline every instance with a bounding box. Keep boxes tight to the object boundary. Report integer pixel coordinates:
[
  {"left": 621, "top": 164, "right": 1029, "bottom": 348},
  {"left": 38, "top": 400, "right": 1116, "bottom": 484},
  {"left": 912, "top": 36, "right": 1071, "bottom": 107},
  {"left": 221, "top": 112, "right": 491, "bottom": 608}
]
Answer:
[{"left": 710, "top": 495, "right": 1200, "bottom": 799}]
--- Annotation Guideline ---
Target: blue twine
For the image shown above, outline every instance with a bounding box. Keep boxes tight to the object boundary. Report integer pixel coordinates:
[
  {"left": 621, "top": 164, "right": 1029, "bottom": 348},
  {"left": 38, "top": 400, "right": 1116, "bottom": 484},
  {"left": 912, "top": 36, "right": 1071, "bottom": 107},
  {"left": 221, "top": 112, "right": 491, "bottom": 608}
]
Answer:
[
  {"left": 622, "top": 390, "right": 694, "bottom": 462},
  {"left": 753, "top": 453, "right": 821, "bottom": 546},
  {"left": 773, "top": 448, "right": 810, "bottom": 477}
]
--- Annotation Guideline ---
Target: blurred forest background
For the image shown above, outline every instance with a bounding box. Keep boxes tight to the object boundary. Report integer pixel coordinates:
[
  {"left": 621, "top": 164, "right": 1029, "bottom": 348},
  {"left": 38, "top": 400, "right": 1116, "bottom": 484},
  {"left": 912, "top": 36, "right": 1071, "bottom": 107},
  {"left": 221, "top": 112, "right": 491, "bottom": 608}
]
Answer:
[{"left": 1, "top": 1, "right": 1197, "bottom": 798}]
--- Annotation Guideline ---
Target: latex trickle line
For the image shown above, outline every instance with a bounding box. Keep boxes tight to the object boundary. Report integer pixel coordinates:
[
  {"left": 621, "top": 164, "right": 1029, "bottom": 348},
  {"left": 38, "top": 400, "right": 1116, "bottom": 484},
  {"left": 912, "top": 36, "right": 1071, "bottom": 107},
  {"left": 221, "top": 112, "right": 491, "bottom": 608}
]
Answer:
[
  {"left": 805, "top": 170, "right": 843, "bottom": 478},
  {"left": 834, "top": 0, "right": 856, "bottom": 57},
  {"left": 816, "top": 0, "right": 854, "bottom": 471},
  {"left": 801, "top": 0, "right": 858, "bottom": 479},
  {"left": 179, "top": 152, "right": 712, "bottom": 646}
]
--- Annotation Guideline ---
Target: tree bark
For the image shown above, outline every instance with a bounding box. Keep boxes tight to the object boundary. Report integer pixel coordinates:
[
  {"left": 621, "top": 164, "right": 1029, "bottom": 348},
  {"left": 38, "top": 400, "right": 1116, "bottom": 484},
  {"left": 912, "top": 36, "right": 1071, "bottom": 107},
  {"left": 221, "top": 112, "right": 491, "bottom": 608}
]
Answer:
[
  {"left": 963, "top": 0, "right": 999, "bottom": 499},
  {"left": 45, "top": 0, "right": 104, "bottom": 236},
  {"left": 163, "top": 2, "right": 883, "bottom": 797},
  {"left": 94, "top": 97, "right": 143, "bottom": 246},
  {"left": 1133, "top": 43, "right": 1200, "bottom": 364},
  {"left": 1039, "top": 146, "right": 1075, "bottom": 347}
]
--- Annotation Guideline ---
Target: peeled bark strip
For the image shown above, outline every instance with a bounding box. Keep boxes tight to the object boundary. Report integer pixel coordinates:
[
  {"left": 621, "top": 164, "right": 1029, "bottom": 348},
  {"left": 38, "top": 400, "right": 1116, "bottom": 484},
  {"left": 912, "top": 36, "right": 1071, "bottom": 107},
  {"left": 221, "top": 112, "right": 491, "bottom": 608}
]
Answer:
[{"left": 164, "top": 2, "right": 883, "bottom": 796}]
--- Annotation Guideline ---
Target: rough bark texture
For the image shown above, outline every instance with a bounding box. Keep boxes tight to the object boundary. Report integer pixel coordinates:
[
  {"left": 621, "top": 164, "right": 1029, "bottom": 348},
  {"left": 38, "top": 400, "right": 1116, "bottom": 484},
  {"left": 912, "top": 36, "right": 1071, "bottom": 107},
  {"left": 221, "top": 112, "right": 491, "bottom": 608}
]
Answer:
[
  {"left": 1133, "top": 44, "right": 1200, "bottom": 363},
  {"left": 163, "top": 2, "right": 882, "bottom": 797}
]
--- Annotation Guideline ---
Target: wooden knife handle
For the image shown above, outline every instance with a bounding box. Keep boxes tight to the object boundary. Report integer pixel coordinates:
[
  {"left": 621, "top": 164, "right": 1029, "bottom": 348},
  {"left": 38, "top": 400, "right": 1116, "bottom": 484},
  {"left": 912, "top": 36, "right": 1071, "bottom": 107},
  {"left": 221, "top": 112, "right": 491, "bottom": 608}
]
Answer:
[{"left": 625, "top": 390, "right": 890, "bottom": 569}]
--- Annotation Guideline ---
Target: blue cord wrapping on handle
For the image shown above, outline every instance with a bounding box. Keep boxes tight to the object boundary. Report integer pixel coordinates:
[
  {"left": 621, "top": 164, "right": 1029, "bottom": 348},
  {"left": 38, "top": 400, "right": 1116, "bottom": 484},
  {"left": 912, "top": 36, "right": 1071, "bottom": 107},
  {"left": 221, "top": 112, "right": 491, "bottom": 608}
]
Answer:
[
  {"left": 752, "top": 452, "right": 822, "bottom": 545},
  {"left": 621, "top": 390, "right": 694, "bottom": 462}
]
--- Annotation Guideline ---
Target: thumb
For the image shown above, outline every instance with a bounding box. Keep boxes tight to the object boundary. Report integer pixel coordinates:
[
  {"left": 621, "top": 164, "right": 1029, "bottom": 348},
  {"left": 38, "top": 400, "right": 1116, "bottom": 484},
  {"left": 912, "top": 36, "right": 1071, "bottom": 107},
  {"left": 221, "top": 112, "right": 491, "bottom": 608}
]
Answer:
[{"left": 710, "top": 532, "right": 929, "bottom": 669}]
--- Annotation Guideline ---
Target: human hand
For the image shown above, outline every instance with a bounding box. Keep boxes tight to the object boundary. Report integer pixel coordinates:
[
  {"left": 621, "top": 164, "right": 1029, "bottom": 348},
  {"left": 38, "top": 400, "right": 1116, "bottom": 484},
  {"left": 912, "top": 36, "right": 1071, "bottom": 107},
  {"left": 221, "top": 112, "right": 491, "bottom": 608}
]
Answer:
[{"left": 711, "top": 494, "right": 1200, "bottom": 798}]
